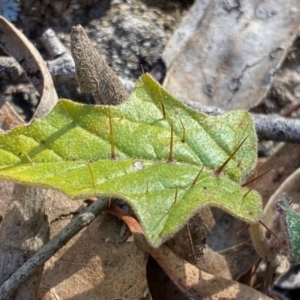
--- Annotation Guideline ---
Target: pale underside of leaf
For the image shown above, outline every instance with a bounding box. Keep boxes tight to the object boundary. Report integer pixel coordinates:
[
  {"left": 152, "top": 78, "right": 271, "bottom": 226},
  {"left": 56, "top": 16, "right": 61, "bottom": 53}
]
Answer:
[{"left": 0, "top": 74, "right": 262, "bottom": 246}]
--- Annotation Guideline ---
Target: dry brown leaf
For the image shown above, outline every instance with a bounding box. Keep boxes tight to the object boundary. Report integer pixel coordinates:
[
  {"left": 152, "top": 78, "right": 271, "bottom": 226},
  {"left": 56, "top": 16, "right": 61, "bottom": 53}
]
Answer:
[
  {"left": 149, "top": 243, "right": 271, "bottom": 300},
  {"left": 39, "top": 206, "right": 148, "bottom": 300},
  {"left": 155, "top": 200, "right": 259, "bottom": 300},
  {"left": 165, "top": 207, "right": 258, "bottom": 285},
  {"left": 107, "top": 205, "right": 266, "bottom": 300},
  {"left": 163, "top": 0, "right": 300, "bottom": 110},
  {"left": 203, "top": 208, "right": 259, "bottom": 279},
  {"left": 0, "top": 185, "right": 50, "bottom": 300},
  {"left": 0, "top": 17, "right": 58, "bottom": 119},
  {"left": 147, "top": 256, "right": 190, "bottom": 300}
]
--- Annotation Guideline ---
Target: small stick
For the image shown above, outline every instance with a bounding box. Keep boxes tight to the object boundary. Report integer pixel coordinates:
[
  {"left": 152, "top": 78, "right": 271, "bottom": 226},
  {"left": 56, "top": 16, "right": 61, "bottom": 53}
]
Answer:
[{"left": 41, "top": 28, "right": 67, "bottom": 58}]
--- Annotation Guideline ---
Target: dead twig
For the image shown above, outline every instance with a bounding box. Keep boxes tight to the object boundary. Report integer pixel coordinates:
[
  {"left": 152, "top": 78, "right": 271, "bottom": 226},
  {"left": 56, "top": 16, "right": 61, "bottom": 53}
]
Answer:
[{"left": 253, "top": 113, "right": 300, "bottom": 143}]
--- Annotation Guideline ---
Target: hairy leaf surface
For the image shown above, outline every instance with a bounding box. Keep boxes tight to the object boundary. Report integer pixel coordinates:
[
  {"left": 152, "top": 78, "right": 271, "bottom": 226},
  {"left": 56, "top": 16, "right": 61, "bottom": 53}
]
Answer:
[
  {"left": 0, "top": 74, "right": 262, "bottom": 246},
  {"left": 277, "top": 198, "right": 300, "bottom": 263}
]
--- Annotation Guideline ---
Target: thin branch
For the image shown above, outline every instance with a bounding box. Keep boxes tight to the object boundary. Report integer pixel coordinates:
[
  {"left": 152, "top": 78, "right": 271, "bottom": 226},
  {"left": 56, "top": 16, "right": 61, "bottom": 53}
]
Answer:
[
  {"left": 0, "top": 197, "right": 108, "bottom": 300},
  {"left": 41, "top": 28, "right": 67, "bottom": 58},
  {"left": 253, "top": 113, "right": 300, "bottom": 142}
]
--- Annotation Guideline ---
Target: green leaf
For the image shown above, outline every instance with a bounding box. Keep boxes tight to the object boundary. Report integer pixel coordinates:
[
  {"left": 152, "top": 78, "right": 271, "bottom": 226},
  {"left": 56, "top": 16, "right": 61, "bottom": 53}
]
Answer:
[
  {"left": 277, "top": 197, "right": 300, "bottom": 263},
  {"left": 0, "top": 74, "right": 262, "bottom": 246}
]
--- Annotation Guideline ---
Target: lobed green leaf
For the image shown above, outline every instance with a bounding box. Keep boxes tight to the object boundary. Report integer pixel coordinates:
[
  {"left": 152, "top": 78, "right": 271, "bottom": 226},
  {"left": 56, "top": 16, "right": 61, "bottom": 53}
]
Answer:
[{"left": 0, "top": 74, "right": 262, "bottom": 246}]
